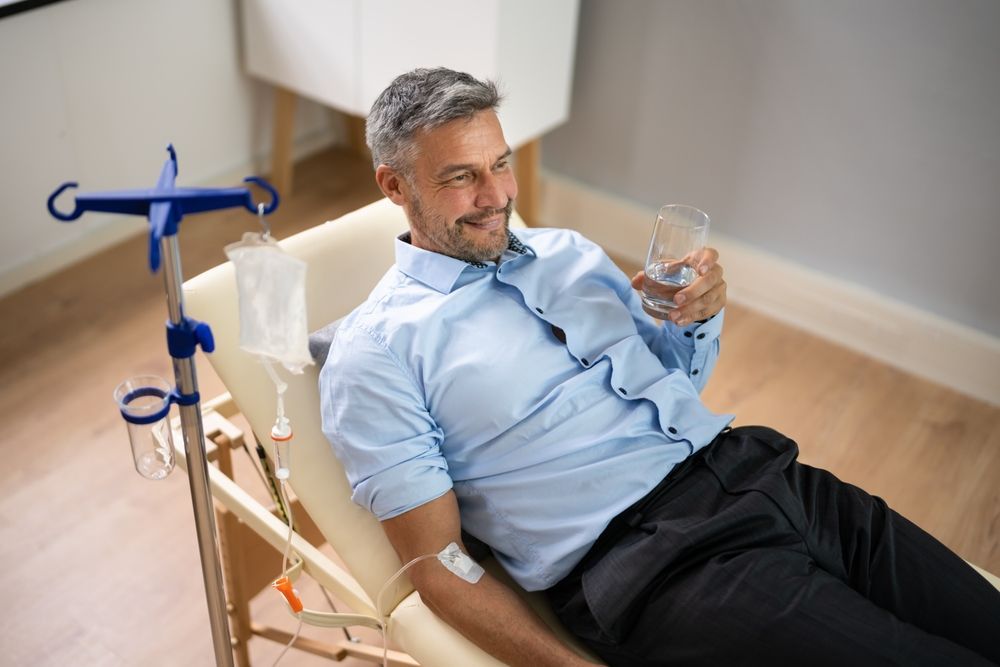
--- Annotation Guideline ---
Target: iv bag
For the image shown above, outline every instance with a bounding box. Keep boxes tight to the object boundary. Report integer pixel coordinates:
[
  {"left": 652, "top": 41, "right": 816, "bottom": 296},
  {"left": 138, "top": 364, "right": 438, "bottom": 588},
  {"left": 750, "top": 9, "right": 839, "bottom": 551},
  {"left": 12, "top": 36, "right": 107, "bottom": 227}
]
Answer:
[{"left": 225, "top": 232, "right": 314, "bottom": 374}]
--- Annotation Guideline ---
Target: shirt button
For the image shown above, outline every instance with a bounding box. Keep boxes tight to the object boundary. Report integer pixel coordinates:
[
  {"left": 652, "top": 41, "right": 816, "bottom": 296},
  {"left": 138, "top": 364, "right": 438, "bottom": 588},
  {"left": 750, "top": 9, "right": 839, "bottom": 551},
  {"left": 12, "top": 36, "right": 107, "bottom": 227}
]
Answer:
[
  {"left": 668, "top": 426, "right": 678, "bottom": 435},
  {"left": 618, "top": 387, "right": 628, "bottom": 395},
  {"left": 692, "top": 369, "right": 700, "bottom": 375},
  {"left": 684, "top": 331, "right": 693, "bottom": 338},
  {"left": 581, "top": 358, "right": 589, "bottom": 366},
  {"left": 696, "top": 333, "right": 706, "bottom": 340},
  {"left": 535, "top": 307, "right": 544, "bottom": 314}
]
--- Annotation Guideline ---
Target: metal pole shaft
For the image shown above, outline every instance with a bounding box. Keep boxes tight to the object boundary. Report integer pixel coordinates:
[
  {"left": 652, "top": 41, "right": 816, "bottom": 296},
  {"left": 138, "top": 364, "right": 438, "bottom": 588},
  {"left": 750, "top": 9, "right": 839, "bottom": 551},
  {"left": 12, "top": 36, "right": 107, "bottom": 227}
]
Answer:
[{"left": 161, "top": 235, "right": 235, "bottom": 667}]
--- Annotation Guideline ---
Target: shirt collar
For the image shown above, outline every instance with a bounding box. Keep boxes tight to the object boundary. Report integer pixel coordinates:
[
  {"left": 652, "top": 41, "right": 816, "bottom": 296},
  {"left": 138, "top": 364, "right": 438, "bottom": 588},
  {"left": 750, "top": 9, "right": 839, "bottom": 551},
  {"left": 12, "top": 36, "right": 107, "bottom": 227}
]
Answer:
[{"left": 395, "top": 230, "right": 533, "bottom": 294}]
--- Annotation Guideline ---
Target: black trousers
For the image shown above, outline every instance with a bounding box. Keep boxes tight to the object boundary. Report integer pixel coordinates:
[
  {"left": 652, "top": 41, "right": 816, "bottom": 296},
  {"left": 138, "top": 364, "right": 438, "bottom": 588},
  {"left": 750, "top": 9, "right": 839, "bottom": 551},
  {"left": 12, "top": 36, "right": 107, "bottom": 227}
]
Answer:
[{"left": 546, "top": 426, "right": 1000, "bottom": 666}]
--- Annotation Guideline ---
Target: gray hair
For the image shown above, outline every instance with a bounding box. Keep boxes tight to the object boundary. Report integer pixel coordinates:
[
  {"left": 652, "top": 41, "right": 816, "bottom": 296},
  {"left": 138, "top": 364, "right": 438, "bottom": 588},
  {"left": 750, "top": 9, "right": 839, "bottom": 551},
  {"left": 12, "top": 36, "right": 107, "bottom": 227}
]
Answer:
[{"left": 366, "top": 68, "right": 502, "bottom": 174}]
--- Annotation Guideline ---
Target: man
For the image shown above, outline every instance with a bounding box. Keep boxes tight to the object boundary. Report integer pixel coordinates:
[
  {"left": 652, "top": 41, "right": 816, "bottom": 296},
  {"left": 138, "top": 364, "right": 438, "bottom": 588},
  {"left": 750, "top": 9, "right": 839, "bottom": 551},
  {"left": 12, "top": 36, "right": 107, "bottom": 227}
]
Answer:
[{"left": 320, "top": 68, "right": 1000, "bottom": 666}]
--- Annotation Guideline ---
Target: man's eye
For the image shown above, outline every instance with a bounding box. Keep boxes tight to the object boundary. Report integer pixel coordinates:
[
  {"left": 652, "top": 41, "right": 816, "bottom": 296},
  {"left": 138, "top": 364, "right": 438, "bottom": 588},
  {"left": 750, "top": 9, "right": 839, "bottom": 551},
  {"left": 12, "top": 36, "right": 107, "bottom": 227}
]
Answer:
[
  {"left": 451, "top": 173, "right": 469, "bottom": 183},
  {"left": 495, "top": 160, "right": 509, "bottom": 171}
]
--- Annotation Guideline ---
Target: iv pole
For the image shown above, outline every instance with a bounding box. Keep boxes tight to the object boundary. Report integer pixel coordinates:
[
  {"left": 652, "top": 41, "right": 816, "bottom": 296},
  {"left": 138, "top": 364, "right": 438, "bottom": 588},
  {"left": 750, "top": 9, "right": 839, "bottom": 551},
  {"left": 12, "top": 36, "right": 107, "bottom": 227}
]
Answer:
[
  {"left": 48, "top": 145, "right": 279, "bottom": 667},
  {"left": 161, "top": 230, "right": 233, "bottom": 667}
]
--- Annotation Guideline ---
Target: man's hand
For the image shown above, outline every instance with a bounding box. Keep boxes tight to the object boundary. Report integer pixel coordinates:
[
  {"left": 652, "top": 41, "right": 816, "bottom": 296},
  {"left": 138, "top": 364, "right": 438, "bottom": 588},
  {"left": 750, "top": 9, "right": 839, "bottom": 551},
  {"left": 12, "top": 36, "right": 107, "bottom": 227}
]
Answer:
[{"left": 631, "top": 247, "right": 727, "bottom": 326}]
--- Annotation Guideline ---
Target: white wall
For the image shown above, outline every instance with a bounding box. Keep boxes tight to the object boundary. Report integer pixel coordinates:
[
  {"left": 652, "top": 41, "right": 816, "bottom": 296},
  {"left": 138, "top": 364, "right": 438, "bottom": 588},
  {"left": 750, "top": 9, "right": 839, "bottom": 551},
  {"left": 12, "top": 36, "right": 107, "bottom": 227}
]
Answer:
[
  {"left": 0, "top": 0, "right": 339, "bottom": 295},
  {"left": 543, "top": 0, "right": 1000, "bottom": 338}
]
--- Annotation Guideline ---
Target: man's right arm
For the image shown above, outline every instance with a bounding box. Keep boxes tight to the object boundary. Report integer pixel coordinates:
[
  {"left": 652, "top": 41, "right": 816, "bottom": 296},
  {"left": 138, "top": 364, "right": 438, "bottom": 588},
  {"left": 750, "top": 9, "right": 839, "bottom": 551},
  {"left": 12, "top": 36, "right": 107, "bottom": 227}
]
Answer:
[
  {"left": 381, "top": 491, "right": 598, "bottom": 667},
  {"left": 322, "top": 327, "right": 597, "bottom": 665}
]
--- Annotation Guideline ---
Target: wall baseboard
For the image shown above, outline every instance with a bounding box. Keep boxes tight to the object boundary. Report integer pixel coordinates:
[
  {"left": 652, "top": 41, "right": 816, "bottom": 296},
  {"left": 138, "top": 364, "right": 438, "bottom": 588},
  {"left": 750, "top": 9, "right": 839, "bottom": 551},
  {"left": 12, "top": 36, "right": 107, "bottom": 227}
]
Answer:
[
  {"left": 540, "top": 172, "right": 1000, "bottom": 406},
  {"left": 0, "top": 128, "right": 340, "bottom": 299}
]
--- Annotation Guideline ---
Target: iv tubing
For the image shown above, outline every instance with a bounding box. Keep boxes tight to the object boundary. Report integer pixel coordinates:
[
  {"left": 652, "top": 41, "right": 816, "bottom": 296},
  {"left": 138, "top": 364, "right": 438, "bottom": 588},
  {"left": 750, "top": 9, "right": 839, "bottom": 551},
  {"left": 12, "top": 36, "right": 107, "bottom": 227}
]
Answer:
[
  {"left": 271, "top": 470, "right": 304, "bottom": 667},
  {"left": 261, "top": 358, "right": 288, "bottom": 420},
  {"left": 374, "top": 553, "right": 439, "bottom": 667},
  {"left": 270, "top": 617, "right": 303, "bottom": 667},
  {"left": 278, "top": 481, "right": 296, "bottom": 578}
]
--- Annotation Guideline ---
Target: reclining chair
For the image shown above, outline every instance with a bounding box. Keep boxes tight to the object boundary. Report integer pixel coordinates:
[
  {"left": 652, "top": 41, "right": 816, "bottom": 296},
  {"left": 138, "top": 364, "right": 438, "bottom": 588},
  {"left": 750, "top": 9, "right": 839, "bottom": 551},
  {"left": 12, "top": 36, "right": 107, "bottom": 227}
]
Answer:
[
  {"left": 180, "top": 197, "right": 598, "bottom": 665},
  {"left": 179, "top": 197, "right": 1000, "bottom": 666}
]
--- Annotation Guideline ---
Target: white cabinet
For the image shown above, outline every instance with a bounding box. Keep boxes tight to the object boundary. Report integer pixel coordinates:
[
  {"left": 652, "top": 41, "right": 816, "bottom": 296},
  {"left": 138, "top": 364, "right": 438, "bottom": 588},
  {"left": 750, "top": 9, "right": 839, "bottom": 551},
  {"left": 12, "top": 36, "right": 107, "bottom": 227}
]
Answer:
[
  {"left": 242, "top": 0, "right": 578, "bottom": 149},
  {"left": 241, "top": 0, "right": 580, "bottom": 216}
]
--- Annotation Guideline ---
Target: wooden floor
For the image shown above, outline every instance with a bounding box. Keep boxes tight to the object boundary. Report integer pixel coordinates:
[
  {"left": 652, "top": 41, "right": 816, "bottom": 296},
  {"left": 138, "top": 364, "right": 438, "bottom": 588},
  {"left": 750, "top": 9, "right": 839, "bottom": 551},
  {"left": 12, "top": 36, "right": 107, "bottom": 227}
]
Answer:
[{"left": 1, "top": 147, "right": 997, "bottom": 666}]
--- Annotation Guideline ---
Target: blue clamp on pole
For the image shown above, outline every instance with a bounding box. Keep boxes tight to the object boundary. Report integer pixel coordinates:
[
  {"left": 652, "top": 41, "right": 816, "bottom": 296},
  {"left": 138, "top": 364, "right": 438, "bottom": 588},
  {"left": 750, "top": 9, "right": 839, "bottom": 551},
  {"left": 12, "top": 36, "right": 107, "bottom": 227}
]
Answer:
[
  {"left": 165, "top": 317, "right": 212, "bottom": 407},
  {"left": 167, "top": 317, "right": 215, "bottom": 360},
  {"left": 170, "top": 388, "right": 201, "bottom": 407},
  {"left": 46, "top": 144, "right": 279, "bottom": 272}
]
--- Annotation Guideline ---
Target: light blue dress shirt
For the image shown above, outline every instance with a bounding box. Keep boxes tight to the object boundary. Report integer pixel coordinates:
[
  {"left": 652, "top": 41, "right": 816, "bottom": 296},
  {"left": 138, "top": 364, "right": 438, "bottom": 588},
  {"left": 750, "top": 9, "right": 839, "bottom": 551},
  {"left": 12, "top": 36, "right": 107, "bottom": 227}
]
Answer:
[{"left": 320, "top": 227, "right": 734, "bottom": 591}]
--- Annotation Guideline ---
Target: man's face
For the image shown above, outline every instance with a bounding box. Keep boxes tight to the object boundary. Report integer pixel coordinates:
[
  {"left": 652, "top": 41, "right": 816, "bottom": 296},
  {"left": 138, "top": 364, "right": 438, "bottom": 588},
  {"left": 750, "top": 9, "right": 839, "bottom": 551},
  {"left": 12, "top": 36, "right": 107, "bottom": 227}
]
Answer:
[{"left": 396, "top": 111, "right": 518, "bottom": 263}]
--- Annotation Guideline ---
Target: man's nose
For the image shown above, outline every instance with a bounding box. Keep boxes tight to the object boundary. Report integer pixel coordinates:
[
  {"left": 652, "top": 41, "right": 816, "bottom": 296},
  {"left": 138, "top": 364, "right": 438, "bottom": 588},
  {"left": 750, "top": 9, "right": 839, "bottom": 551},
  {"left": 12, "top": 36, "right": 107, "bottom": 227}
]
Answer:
[{"left": 475, "top": 171, "right": 515, "bottom": 209}]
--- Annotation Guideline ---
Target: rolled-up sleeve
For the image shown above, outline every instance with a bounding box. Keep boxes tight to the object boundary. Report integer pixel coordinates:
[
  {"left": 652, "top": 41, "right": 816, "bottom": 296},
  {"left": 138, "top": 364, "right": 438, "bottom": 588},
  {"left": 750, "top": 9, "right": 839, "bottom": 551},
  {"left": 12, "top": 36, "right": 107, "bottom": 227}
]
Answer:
[{"left": 320, "top": 324, "right": 452, "bottom": 520}]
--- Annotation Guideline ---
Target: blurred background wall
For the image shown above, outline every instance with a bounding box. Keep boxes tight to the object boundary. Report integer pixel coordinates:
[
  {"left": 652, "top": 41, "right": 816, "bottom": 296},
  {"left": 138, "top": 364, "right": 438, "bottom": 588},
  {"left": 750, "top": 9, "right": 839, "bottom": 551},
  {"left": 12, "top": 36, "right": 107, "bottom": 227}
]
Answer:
[{"left": 544, "top": 0, "right": 1000, "bottom": 337}]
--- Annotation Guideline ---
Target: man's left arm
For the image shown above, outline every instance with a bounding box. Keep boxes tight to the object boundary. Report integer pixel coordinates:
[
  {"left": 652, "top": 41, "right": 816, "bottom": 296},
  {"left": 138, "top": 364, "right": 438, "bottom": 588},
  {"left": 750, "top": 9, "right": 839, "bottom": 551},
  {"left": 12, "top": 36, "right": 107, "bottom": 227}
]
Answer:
[{"left": 626, "top": 247, "right": 728, "bottom": 390}]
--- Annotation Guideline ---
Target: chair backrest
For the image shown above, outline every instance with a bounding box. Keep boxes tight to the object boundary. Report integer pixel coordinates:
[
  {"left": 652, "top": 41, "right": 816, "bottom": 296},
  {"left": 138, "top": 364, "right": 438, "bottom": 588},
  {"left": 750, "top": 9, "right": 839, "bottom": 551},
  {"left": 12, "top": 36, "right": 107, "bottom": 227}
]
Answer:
[{"left": 184, "top": 197, "right": 526, "bottom": 602}]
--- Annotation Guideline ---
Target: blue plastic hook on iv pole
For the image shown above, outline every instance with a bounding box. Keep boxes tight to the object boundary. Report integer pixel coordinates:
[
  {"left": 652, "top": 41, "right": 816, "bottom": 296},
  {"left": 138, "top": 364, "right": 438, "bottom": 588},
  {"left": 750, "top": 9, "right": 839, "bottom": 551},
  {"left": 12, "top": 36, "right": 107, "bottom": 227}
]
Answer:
[
  {"left": 48, "top": 144, "right": 279, "bottom": 272},
  {"left": 46, "top": 145, "right": 278, "bottom": 667}
]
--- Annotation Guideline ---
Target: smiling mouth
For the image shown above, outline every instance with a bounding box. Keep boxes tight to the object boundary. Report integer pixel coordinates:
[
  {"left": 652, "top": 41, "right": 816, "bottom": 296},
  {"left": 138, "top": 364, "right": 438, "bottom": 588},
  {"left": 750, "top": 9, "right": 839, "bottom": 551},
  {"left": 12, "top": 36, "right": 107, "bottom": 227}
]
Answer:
[
  {"left": 462, "top": 216, "right": 504, "bottom": 231},
  {"left": 459, "top": 203, "right": 511, "bottom": 231}
]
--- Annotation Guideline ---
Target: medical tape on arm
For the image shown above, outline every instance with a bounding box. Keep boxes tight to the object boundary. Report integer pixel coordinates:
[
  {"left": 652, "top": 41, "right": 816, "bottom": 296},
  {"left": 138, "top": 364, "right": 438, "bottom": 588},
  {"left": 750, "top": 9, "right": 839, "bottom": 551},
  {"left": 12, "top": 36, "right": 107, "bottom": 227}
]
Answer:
[
  {"left": 374, "top": 542, "right": 485, "bottom": 618},
  {"left": 437, "top": 542, "right": 485, "bottom": 584}
]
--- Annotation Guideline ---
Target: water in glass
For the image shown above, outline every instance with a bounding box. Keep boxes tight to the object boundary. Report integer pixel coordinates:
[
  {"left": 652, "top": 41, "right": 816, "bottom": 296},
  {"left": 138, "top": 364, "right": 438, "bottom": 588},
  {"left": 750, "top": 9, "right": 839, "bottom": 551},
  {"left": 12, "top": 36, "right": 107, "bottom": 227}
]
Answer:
[{"left": 642, "top": 260, "right": 697, "bottom": 317}]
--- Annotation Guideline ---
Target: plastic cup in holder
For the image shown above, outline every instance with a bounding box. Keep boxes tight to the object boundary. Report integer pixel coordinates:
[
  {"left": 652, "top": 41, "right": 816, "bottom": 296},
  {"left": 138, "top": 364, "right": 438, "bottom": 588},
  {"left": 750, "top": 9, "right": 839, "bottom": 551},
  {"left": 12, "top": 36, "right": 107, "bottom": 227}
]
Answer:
[{"left": 114, "top": 375, "right": 175, "bottom": 480}]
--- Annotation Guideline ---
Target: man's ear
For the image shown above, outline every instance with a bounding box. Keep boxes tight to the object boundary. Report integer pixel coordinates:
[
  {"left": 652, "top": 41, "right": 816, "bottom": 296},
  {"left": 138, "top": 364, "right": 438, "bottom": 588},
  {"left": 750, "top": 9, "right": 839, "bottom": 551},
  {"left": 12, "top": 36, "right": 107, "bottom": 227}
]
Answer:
[{"left": 375, "top": 165, "right": 408, "bottom": 206}]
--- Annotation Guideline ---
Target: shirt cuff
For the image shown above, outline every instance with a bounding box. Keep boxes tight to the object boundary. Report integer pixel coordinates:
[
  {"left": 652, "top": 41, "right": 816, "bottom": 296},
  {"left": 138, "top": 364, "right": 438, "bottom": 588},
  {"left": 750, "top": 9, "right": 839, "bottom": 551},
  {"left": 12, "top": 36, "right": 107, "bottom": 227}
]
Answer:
[{"left": 669, "top": 308, "right": 724, "bottom": 345}]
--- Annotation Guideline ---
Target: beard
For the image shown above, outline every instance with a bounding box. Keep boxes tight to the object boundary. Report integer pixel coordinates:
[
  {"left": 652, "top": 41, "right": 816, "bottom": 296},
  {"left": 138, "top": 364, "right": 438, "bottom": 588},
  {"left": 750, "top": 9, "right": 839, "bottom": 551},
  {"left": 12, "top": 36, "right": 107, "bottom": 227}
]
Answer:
[{"left": 409, "top": 194, "right": 513, "bottom": 264}]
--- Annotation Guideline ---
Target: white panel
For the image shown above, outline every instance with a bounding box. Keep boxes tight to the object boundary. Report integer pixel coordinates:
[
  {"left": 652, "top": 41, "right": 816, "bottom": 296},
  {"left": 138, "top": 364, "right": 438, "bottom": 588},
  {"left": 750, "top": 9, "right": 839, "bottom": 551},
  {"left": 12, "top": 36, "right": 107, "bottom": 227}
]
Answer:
[
  {"left": 49, "top": 0, "right": 256, "bottom": 187},
  {"left": 242, "top": 0, "right": 357, "bottom": 111},
  {"left": 0, "top": 8, "right": 83, "bottom": 274},
  {"left": 357, "top": 0, "right": 500, "bottom": 116},
  {"left": 496, "top": 0, "right": 579, "bottom": 149}
]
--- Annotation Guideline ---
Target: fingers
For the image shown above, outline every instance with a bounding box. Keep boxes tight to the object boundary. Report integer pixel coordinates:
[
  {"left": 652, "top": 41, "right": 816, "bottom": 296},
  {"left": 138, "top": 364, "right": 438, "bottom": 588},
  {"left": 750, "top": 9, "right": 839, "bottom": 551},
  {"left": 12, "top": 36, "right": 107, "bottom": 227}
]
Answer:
[
  {"left": 631, "top": 248, "right": 725, "bottom": 326},
  {"left": 692, "top": 246, "right": 719, "bottom": 276},
  {"left": 674, "top": 263, "right": 721, "bottom": 304},
  {"left": 669, "top": 281, "right": 726, "bottom": 326},
  {"left": 669, "top": 263, "right": 727, "bottom": 326},
  {"left": 699, "top": 280, "right": 729, "bottom": 320}
]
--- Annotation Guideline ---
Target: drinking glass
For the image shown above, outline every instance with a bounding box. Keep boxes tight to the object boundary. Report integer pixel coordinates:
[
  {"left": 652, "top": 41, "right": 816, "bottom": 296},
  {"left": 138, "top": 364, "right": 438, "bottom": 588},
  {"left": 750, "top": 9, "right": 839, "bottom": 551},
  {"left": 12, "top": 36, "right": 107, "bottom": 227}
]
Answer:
[{"left": 641, "top": 204, "right": 710, "bottom": 318}]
